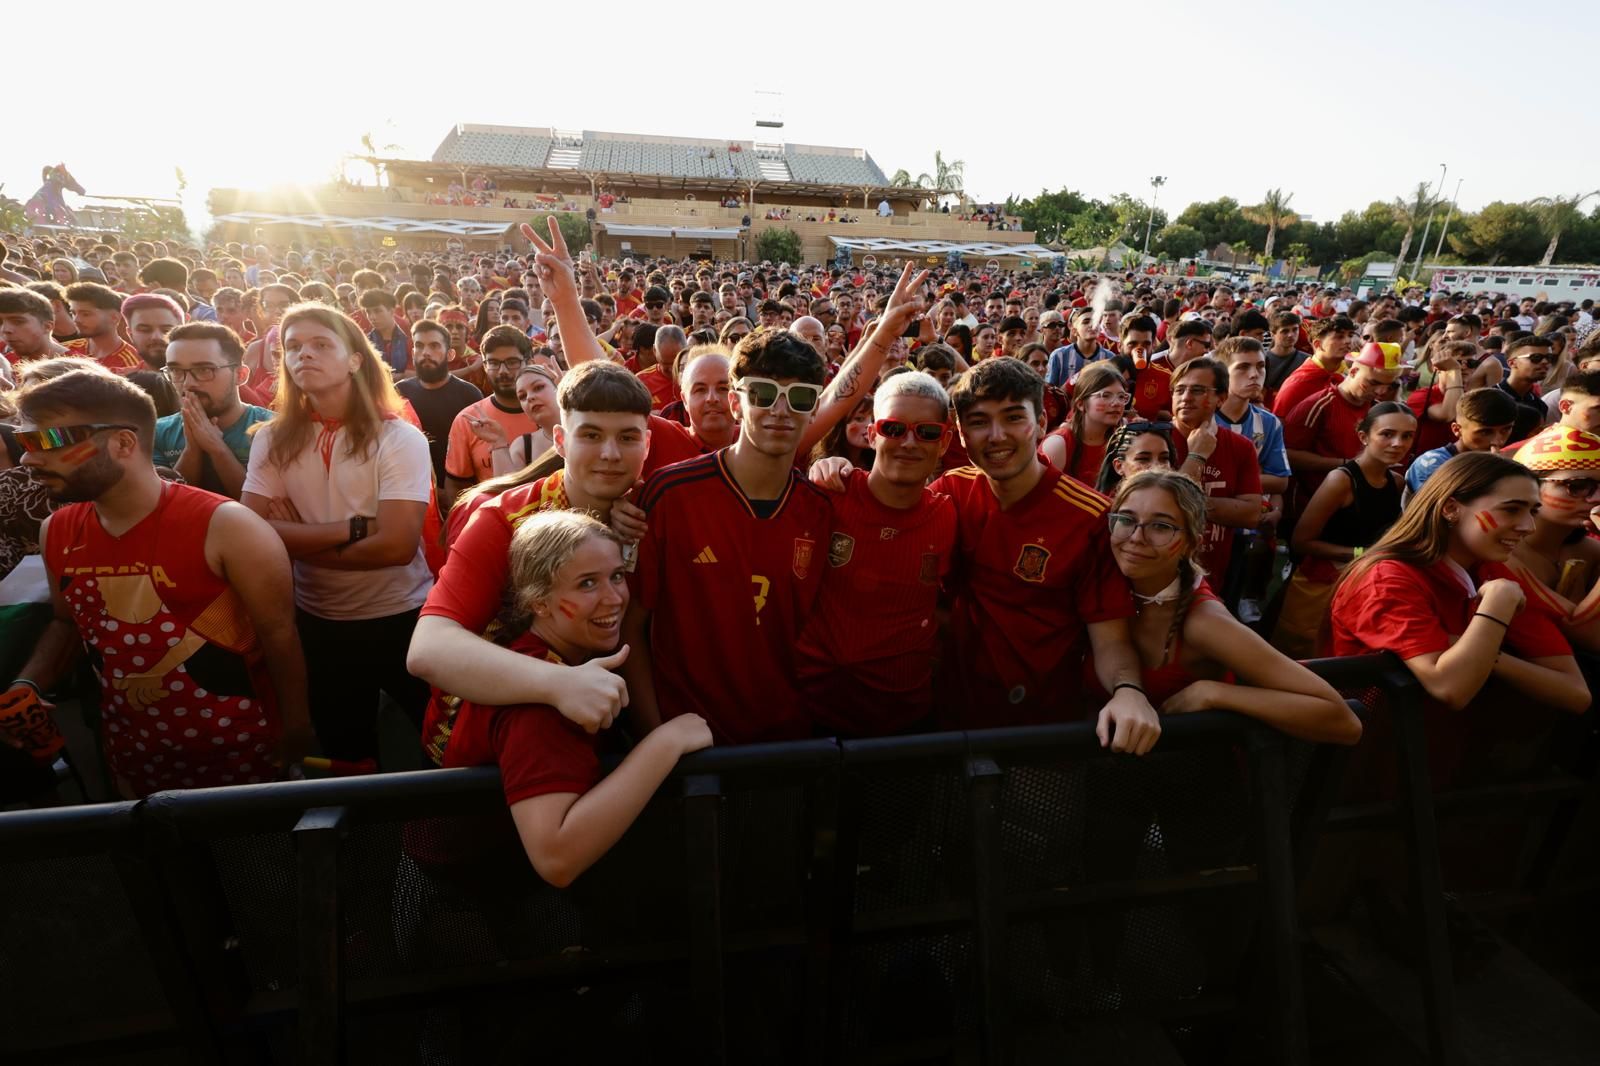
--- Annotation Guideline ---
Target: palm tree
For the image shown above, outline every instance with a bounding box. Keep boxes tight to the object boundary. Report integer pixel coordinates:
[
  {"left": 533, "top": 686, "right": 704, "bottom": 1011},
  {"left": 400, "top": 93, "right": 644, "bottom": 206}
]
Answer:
[
  {"left": 889, "top": 169, "right": 917, "bottom": 187},
  {"left": 1391, "top": 182, "right": 1442, "bottom": 275},
  {"left": 1241, "top": 188, "right": 1296, "bottom": 260},
  {"left": 357, "top": 131, "right": 401, "bottom": 186},
  {"left": 930, "top": 150, "right": 965, "bottom": 196},
  {"left": 1531, "top": 191, "right": 1599, "bottom": 266}
]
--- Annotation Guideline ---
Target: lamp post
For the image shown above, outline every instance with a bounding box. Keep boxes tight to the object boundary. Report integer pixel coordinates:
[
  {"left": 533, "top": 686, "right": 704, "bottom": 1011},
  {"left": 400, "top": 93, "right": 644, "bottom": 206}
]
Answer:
[
  {"left": 1413, "top": 162, "right": 1447, "bottom": 279},
  {"left": 1141, "top": 175, "right": 1167, "bottom": 260},
  {"left": 1432, "top": 177, "right": 1463, "bottom": 264}
]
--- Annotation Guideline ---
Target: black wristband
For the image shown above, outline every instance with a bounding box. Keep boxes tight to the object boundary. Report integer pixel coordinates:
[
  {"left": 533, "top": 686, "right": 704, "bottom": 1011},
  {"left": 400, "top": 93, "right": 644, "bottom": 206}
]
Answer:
[
  {"left": 1113, "top": 681, "right": 1146, "bottom": 697},
  {"left": 1473, "top": 612, "right": 1509, "bottom": 629}
]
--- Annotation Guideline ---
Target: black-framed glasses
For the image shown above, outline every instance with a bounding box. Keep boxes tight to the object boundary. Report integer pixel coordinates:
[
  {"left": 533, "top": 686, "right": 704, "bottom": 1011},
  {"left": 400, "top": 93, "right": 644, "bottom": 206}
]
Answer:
[
  {"left": 1124, "top": 421, "right": 1174, "bottom": 434},
  {"left": 1107, "top": 511, "right": 1182, "bottom": 547},
  {"left": 1171, "top": 385, "right": 1216, "bottom": 398},
  {"left": 483, "top": 357, "right": 526, "bottom": 372},
  {"left": 161, "top": 363, "right": 240, "bottom": 384},
  {"left": 15, "top": 423, "right": 137, "bottom": 453}
]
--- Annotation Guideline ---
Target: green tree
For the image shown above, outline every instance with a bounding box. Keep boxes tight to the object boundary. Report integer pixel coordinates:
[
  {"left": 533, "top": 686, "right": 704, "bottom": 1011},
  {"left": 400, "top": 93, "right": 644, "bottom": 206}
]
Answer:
[
  {"left": 1530, "top": 191, "right": 1599, "bottom": 266},
  {"left": 1108, "top": 193, "right": 1164, "bottom": 241},
  {"left": 1241, "top": 188, "right": 1296, "bottom": 260},
  {"left": 1448, "top": 201, "right": 1543, "bottom": 265},
  {"left": 1153, "top": 223, "right": 1205, "bottom": 259},
  {"left": 1007, "top": 187, "right": 1095, "bottom": 244},
  {"left": 889, "top": 169, "right": 917, "bottom": 187},
  {"left": 528, "top": 212, "right": 593, "bottom": 256},
  {"left": 756, "top": 226, "right": 802, "bottom": 264},
  {"left": 1173, "top": 196, "right": 1261, "bottom": 250},
  {"left": 1391, "top": 182, "right": 1443, "bottom": 274}
]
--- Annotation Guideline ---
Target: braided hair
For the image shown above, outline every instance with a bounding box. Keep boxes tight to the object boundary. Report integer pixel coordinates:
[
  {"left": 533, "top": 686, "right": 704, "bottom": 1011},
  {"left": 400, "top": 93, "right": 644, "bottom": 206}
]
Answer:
[{"left": 1096, "top": 422, "right": 1177, "bottom": 495}]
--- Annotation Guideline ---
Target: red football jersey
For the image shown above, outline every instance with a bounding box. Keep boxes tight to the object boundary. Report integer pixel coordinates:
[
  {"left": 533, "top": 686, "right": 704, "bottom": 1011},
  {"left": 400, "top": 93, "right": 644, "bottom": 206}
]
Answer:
[
  {"left": 633, "top": 449, "right": 831, "bottom": 744},
  {"left": 1169, "top": 424, "right": 1263, "bottom": 582},
  {"left": 1406, "top": 382, "right": 1453, "bottom": 459},
  {"left": 440, "top": 631, "right": 602, "bottom": 804},
  {"left": 1272, "top": 359, "right": 1342, "bottom": 418},
  {"left": 1130, "top": 363, "right": 1173, "bottom": 420},
  {"left": 930, "top": 463, "right": 1134, "bottom": 728},
  {"left": 795, "top": 469, "right": 957, "bottom": 736},
  {"left": 636, "top": 364, "right": 680, "bottom": 412},
  {"left": 1284, "top": 385, "right": 1369, "bottom": 501}
]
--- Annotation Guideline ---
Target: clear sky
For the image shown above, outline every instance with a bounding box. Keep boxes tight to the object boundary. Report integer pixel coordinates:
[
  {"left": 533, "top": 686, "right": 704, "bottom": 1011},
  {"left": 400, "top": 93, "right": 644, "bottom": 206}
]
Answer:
[{"left": 8, "top": 0, "right": 1594, "bottom": 232}]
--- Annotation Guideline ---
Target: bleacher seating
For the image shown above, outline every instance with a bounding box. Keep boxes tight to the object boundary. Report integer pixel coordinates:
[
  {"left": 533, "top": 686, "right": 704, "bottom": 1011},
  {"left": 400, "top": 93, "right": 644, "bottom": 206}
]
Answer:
[
  {"left": 435, "top": 129, "right": 551, "bottom": 169},
  {"left": 785, "top": 149, "right": 889, "bottom": 187},
  {"left": 578, "top": 136, "right": 762, "bottom": 182}
]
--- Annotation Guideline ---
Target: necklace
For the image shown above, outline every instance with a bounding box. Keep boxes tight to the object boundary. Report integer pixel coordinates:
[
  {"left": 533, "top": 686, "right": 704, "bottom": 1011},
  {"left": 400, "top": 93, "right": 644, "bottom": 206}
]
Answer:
[{"left": 1133, "top": 575, "right": 1182, "bottom": 609}]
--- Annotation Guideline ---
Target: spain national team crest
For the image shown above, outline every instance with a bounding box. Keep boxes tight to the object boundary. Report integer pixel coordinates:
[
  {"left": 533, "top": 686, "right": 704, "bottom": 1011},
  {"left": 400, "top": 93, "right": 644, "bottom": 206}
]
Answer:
[
  {"left": 793, "top": 536, "right": 815, "bottom": 579},
  {"left": 828, "top": 532, "right": 855, "bottom": 568},
  {"left": 1013, "top": 543, "right": 1051, "bottom": 583}
]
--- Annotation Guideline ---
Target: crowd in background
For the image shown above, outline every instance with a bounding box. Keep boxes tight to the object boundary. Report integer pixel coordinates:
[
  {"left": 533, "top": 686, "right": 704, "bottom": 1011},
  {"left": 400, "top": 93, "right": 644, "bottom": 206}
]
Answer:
[{"left": 0, "top": 221, "right": 1593, "bottom": 886}]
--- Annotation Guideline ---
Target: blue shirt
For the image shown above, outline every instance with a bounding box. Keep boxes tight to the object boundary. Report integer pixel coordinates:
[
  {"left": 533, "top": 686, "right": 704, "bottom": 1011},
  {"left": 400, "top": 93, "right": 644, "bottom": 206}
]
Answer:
[
  {"left": 1045, "top": 341, "right": 1112, "bottom": 387},
  {"left": 1405, "top": 443, "right": 1459, "bottom": 495},
  {"left": 369, "top": 328, "right": 411, "bottom": 375},
  {"left": 1215, "top": 403, "right": 1291, "bottom": 480},
  {"left": 152, "top": 404, "right": 274, "bottom": 493}
]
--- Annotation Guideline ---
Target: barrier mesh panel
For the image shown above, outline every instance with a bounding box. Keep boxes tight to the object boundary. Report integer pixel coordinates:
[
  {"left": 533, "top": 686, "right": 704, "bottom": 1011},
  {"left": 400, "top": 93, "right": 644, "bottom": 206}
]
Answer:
[{"left": 0, "top": 853, "right": 174, "bottom": 1048}]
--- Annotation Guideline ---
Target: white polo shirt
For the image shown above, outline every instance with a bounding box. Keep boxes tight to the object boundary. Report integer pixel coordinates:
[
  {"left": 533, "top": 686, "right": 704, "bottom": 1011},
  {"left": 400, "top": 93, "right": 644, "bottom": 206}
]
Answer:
[{"left": 243, "top": 418, "right": 434, "bottom": 621}]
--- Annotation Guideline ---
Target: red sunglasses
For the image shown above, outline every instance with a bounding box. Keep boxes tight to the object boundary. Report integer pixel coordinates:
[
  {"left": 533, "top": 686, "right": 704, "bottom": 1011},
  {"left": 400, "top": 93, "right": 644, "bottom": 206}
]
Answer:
[{"left": 873, "top": 418, "right": 947, "bottom": 443}]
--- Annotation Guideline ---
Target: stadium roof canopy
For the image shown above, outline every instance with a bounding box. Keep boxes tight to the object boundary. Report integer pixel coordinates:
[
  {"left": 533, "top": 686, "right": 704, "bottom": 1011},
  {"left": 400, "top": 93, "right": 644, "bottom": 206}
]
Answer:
[
  {"left": 211, "top": 210, "right": 511, "bottom": 238},
  {"left": 828, "top": 236, "right": 1062, "bottom": 259}
]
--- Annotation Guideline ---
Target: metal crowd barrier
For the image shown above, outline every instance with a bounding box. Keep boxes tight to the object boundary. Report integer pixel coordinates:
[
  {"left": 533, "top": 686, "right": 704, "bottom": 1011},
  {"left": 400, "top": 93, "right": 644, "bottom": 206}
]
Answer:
[{"left": 6, "top": 653, "right": 1558, "bottom": 1066}]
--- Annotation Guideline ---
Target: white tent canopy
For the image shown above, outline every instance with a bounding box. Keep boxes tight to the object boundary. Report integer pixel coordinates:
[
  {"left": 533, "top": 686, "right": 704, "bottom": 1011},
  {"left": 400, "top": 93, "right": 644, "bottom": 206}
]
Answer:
[
  {"left": 601, "top": 224, "right": 742, "bottom": 240},
  {"left": 828, "top": 236, "right": 1062, "bottom": 259}
]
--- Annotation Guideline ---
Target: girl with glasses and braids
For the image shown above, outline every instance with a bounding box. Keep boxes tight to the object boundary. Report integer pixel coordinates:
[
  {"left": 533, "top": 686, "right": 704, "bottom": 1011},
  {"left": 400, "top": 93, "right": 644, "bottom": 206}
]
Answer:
[{"left": 1097, "top": 470, "right": 1358, "bottom": 741}]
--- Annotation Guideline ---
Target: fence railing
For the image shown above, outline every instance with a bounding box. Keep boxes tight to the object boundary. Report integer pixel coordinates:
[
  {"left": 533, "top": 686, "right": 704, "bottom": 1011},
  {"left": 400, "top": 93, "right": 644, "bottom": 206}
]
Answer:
[{"left": 4, "top": 654, "right": 1592, "bottom": 1065}]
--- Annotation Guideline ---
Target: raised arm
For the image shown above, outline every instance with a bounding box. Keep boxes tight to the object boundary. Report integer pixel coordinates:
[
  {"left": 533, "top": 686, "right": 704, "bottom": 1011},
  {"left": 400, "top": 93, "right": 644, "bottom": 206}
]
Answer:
[
  {"left": 798, "top": 261, "right": 929, "bottom": 457},
  {"left": 520, "top": 218, "right": 605, "bottom": 367}
]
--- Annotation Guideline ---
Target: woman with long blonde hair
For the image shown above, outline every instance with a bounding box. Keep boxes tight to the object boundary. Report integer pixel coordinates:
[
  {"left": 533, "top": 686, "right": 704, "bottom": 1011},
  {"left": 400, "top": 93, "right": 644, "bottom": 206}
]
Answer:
[{"left": 242, "top": 303, "right": 436, "bottom": 764}]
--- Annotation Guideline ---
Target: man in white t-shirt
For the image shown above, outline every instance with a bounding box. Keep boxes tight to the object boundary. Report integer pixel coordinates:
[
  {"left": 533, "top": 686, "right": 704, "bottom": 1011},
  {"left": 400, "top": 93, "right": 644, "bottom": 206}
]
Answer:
[{"left": 242, "top": 306, "right": 434, "bottom": 763}]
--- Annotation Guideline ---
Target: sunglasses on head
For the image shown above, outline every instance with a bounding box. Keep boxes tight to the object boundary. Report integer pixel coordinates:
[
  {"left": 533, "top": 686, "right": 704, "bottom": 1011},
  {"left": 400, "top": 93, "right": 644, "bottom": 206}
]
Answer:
[
  {"left": 736, "top": 377, "right": 821, "bottom": 413},
  {"left": 16, "top": 423, "right": 136, "bottom": 453},
  {"left": 873, "top": 417, "right": 947, "bottom": 443}
]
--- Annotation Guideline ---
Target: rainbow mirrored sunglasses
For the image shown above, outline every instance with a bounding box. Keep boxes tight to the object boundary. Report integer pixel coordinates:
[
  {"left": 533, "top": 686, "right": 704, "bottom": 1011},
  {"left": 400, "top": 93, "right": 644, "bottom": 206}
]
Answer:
[{"left": 14, "top": 423, "right": 136, "bottom": 453}]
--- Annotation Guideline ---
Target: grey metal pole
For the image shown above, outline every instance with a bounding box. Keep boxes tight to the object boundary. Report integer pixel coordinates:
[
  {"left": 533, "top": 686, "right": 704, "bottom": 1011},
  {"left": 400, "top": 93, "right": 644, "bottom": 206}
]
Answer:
[
  {"left": 1433, "top": 178, "right": 1463, "bottom": 263},
  {"left": 1413, "top": 163, "right": 1447, "bottom": 279}
]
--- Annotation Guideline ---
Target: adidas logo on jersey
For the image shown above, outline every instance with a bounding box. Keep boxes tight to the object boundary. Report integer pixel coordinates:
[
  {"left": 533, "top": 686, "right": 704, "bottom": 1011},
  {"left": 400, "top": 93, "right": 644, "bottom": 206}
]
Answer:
[{"left": 694, "top": 546, "right": 719, "bottom": 564}]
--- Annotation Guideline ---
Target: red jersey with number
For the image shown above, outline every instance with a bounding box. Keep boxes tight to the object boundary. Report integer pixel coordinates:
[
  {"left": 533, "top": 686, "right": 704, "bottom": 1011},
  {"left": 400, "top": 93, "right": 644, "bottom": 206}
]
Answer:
[
  {"left": 633, "top": 449, "right": 830, "bottom": 744},
  {"left": 1284, "top": 385, "right": 1369, "bottom": 500},
  {"left": 930, "top": 463, "right": 1133, "bottom": 728},
  {"left": 1272, "top": 359, "right": 1342, "bottom": 418},
  {"left": 1170, "top": 424, "right": 1263, "bottom": 582},
  {"left": 795, "top": 470, "right": 957, "bottom": 735},
  {"left": 42, "top": 482, "right": 279, "bottom": 796}
]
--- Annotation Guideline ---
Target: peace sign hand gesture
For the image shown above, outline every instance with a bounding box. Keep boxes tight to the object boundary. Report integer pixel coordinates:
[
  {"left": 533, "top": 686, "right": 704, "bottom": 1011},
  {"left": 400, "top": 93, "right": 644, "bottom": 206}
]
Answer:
[
  {"left": 519, "top": 216, "right": 578, "bottom": 301},
  {"left": 875, "top": 261, "right": 931, "bottom": 341}
]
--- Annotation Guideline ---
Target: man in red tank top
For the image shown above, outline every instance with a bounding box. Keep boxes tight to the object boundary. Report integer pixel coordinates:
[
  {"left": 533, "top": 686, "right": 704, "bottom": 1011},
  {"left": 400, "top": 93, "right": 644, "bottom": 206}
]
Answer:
[{"left": 8, "top": 368, "right": 311, "bottom": 797}]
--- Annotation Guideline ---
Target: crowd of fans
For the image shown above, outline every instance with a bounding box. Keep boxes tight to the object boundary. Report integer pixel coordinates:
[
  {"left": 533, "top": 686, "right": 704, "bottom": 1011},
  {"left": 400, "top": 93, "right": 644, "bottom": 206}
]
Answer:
[{"left": 0, "top": 218, "right": 1594, "bottom": 888}]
